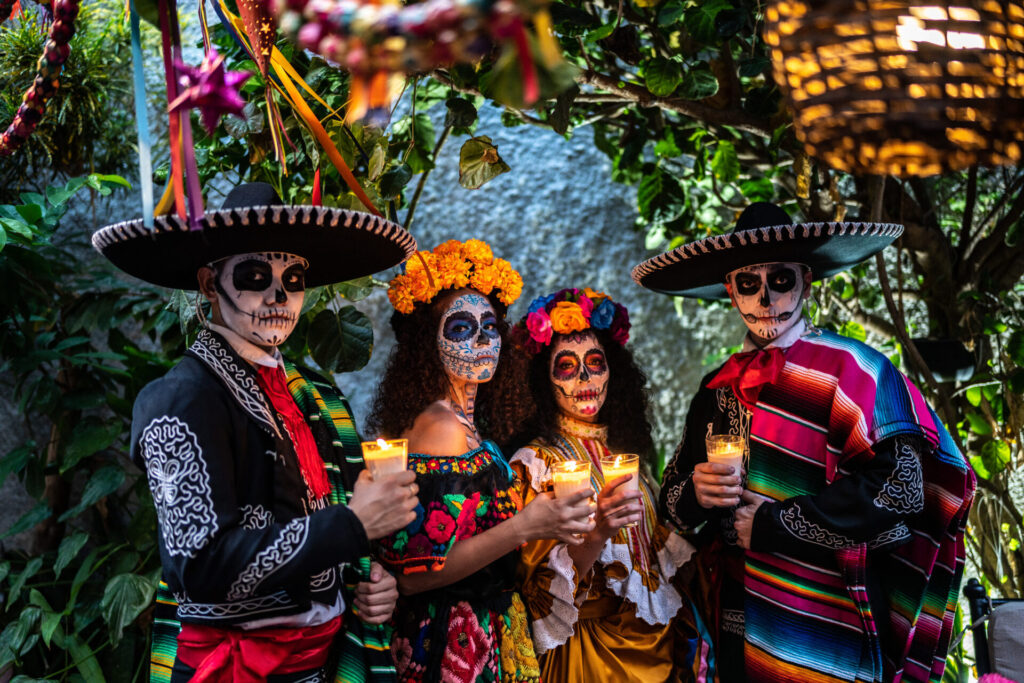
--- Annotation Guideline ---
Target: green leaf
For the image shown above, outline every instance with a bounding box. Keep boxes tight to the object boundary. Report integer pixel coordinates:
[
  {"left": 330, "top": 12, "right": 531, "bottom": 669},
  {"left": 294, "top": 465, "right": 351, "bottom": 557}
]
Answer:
[
  {"left": 15, "top": 202, "right": 43, "bottom": 224},
  {"left": 964, "top": 412, "right": 992, "bottom": 436},
  {"left": 981, "top": 439, "right": 1012, "bottom": 475},
  {"left": 0, "top": 217, "right": 33, "bottom": 239},
  {"left": 61, "top": 420, "right": 121, "bottom": 473},
  {"left": 0, "top": 224, "right": 6, "bottom": 253},
  {"left": 40, "top": 611, "right": 61, "bottom": 649},
  {"left": 1007, "top": 330, "right": 1024, "bottom": 366},
  {"left": 683, "top": 0, "right": 732, "bottom": 44},
  {"left": 65, "top": 632, "right": 105, "bottom": 682},
  {"left": 969, "top": 455, "right": 990, "bottom": 479},
  {"left": 680, "top": 65, "right": 720, "bottom": 100},
  {"left": 739, "top": 177, "right": 774, "bottom": 202},
  {"left": 368, "top": 143, "right": 387, "bottom": 182},
  {"left": 0, "top": 444, "right": 33, "bottom": 486},
  {"left": 307, "top": 306, "right": 374, "bottom": 373},
  {"left": 444, "top": 97, "right": 478, "bottom": 130},
  {"left": 644, "top": 57, "right": 683, "bottom": 97},
  {"left": 550, "top": 85, "right": 579, "bottom": 136},
  {"left": 101, "top": 573, "right": 157, "bottom": 647},
  {"left": 965, "top": 385, "right": 982, "bottom": 407},
  {"left": 0, "top": 561, "right": 9, "bottom": 584},
  {"left": 739, "top": 55, "right": 772, "bottom": 78},
  {"left": 379, "top": 163, "right": 413, "bottom": 200},
  {"left": 7, "top": 557, "right": 43, "bottom": 605},
  {"left": 711, "top": 140, "right": 740, "bottom": 183},
  {"left": 654, "top": 129, "right": 682, "bottom": 157},
  {"left": 584, "top": 23, "right": 615, "bottom": 42},
  {"left": 459, "top": 136, "right": 511, "bottom": 190},
  {"left": 838, "top": 321, "right": 867, "bottom": 342},
  {"left": 637, "top": 168, "right": 688, "bottom": 223},
  {"left": 2, "top": 503, "right": 51, "bottom": 540},
  {"left": 657, "top": 0, "right": 686, "bottom": 26},
  {"left": 59, "top": 466, "right": 126, "bottom": 522},
  {"left": 54, "top": 532, "right": 90, "bottom": 579}
]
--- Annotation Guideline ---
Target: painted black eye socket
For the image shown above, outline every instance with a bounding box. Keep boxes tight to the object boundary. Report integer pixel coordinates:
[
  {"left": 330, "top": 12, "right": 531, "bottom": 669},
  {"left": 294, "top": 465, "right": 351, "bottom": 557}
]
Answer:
[
  {"left": 443, "top": 311, "right": 479, "bottom": 342},
  {"left": 232, "top": 260, "right": 273, "bottom": 292},
  {"left": 734, "top": 273, "right": 762, "bottom": 296},
  {"left": 480, "top": 315, "right": 499, "bottom": 338},
  {"left": 282, "top": 264, "right": 306, "bottom": 293},
  {"left": 768, "top": 267, "right": 797, "bottom": 293}
]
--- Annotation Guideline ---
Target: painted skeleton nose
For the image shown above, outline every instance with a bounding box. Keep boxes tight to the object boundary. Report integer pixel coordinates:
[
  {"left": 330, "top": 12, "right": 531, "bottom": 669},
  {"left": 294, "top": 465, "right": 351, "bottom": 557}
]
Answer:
[
  {"left": 274, "top": 288, "right": 287, "bottom": 304},
  {"left": 758, "top": 282, "right": 771, "bottom": 307},
  {"left": 475, "top": 331, "right": 489, "bottom": 345},
  {"left": 579, "top": 366, "right": 590, "bottom": 381}
]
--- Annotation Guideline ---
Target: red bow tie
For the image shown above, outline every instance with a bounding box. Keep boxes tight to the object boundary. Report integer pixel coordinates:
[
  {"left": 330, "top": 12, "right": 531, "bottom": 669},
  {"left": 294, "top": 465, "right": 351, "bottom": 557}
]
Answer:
[{"left": 706, "top": 347, "right": 786, "bottom": 410}]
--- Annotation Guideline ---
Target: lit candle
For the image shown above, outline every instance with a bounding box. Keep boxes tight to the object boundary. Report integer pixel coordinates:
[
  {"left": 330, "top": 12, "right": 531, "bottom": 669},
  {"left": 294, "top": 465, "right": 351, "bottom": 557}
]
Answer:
[
  {"left": 550, "top": 460, "right": 592, "bottom": 498},
  {"left": 361, "top": 438, "right": 408, "bottom": 479},
  {"left": 600, "top": 453, "right": 640, "bottom": 493},
  {"left": 705, "top": 434, "right": 745, "bottom": 477}
]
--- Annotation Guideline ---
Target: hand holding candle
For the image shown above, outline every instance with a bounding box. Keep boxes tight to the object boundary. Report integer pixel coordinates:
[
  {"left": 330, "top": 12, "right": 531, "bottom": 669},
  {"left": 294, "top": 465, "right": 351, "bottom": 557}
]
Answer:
[
  {"left": 361, "top": 438, "right": 408, "bottom": 479},
  {"left": 600, "top": 453, "right": 640, "bottom": 527},
  {"left": 550, "top": 459, "right": 592, "bottom": 498},
  {"left": 705, "top": 434, "right": 745, "bottom": 477}
]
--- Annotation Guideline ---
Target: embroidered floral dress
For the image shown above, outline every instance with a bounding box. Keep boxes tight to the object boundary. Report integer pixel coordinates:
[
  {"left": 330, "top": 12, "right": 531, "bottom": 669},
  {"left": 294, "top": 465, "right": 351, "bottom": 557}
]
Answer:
[
  {"left": 379, "top": 441, "right": 542, "bottom": 683},
  {"left": 510, "top": 416, "right": 697, "bottom": 682}
]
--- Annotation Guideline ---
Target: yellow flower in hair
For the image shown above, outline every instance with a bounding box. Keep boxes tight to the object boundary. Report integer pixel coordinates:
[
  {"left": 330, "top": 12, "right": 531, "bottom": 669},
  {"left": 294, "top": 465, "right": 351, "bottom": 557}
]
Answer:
[
  {"left": 437, "top": 253, "right": 472, "bottom": 290},
  {"left": 406, "top": 251, "right": 436, "bottom": 274},
  {"left": 469, "top": 263, "right": 498, "bottom": 295},
  {"left": 461, "top": 239, "right": 493, "bottom": 264},
  {"left": 550, "top": 301, "right": 588, "bottom": 334},
  {"left": 495, "top": 261, "right": 523, "bottom": 306},
  {"left": 387, "top": 279, "right": 416, "bottom": 315},
  {"left": 433, "top": 239, "right": 463, "bottom": 257}
]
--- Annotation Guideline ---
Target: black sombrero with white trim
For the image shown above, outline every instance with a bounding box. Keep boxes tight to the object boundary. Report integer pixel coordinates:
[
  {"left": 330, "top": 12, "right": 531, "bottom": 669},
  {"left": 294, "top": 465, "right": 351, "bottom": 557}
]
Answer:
[
  {"left": 631, "top": 202, "right": 904, "bottom": 300},
  {"left": 92, "top": 182, "right": 417, "bottom": 290}
]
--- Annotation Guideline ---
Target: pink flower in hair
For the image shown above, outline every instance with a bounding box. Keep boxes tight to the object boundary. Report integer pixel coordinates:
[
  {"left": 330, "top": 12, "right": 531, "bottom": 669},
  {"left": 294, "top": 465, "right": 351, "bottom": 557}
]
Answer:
[{"left": 526, "top": 311, "right": 553, "bottom": 345}]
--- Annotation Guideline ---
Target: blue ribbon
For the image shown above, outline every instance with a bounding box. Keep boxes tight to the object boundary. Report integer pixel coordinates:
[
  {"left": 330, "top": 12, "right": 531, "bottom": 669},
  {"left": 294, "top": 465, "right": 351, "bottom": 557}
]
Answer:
[{"left": 129, "top": 0, "right": 154, "bottom": 228}]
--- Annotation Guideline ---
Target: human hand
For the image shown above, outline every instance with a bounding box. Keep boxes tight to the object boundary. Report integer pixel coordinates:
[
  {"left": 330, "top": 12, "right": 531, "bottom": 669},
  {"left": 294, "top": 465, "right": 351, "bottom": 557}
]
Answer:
[
  {"left": 354, "top": 561, "right": 399, "bottom": 624},
  {"left": 590, "top": 475, "right": 642, "bottom": 542},
  {"left": 733, "top": 490, "right": 768, "bottom": 549},
  {"left": 516, "top": 490, "right": 595, "bottom": 545},
  {"left": 349, "top": 469, "right": 418, "bottom": 540},
  {"left": 692, "top": 461, "right": 743, "bottom": 509}
]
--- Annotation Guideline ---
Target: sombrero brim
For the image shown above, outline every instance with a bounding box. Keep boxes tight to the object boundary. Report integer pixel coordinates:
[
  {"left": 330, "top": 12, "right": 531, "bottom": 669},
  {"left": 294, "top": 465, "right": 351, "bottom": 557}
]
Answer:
[
  {"left": 92, "top": 205, "right": 417, "bottom": 290},
  {"left": 631, "top": 221, "right": 903, "bottom": 299}
]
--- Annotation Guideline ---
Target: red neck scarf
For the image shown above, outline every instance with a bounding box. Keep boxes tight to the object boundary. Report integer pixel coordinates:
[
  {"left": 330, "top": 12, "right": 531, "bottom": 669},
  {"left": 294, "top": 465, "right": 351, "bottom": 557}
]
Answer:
[
  {"left": 706, "top": 347, "right": 786, "bottom": 410},
  {"left": 255, "top": 364, "right": 331, "bottom": 501}
]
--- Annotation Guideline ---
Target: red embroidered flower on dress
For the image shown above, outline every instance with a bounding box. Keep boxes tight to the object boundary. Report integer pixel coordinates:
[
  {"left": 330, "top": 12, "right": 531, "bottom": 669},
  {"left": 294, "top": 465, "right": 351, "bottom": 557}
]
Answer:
[
  {"left": 406, "top": 533, "right": 433, "bottom": 557},
  {"left": 392, "top": 636, "right": 413, "bottom": 672},
  {"left": 440, "top": 602, "right": 491, "bottom": 683},
  {"left": 425, "top": 509, "right": 456, "bottom": 544},
  {"left": 454, "top": 492, "right": 480, "bottom": 541}
]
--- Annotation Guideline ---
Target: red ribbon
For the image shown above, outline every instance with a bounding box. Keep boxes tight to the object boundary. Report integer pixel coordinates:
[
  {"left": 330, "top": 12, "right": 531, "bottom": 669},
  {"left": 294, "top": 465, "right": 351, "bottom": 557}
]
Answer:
[
  {"left": 706, "top": 347, "right": 786, "bottom": 410},
  {"left": 177, "top": 617, "right": 341, "bottom": 682},
  {"left": 255, "top": 365, "right": 332, "bottom": 501}
]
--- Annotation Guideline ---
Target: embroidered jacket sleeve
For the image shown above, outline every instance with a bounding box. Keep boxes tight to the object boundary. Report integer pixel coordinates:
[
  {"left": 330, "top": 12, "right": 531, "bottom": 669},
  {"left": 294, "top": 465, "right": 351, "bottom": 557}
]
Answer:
[
  {"left": 659, "top": 377, "right": 729, "bottom": 534},
  {"left": 510, "top": 446, "right": 591, "bottom": 655},
  {"left": 750, "top": 434, "right": 925, "bottom": 557},
  {"left": 130, "top": 369, "right": 370, "bottom": 604}
]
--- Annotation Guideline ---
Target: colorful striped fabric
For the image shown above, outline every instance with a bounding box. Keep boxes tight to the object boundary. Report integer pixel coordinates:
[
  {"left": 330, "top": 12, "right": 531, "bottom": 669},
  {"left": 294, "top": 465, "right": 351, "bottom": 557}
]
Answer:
[
  {"left": 147, "top": 363, "right": 396, "bottom": 683},
  {"left": 739, "top": 330, "right": 974, "bottom": 683}
]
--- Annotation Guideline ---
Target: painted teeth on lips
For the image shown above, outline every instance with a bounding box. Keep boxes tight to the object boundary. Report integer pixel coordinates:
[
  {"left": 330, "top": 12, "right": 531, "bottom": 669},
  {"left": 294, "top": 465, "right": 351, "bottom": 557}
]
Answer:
[{"left": 574, "top": 390, "right": 598, "bottom": 401}]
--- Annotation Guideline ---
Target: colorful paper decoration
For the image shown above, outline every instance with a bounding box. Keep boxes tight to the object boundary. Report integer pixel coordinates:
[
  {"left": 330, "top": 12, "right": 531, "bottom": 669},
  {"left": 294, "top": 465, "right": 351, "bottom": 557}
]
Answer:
[{"left": 168, "top": 48, "right": 250, "bottom": 136}]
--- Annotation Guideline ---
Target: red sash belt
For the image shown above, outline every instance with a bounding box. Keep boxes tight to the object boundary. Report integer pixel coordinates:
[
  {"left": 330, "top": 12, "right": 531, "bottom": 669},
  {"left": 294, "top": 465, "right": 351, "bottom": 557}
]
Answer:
[{"left": 177, "top": 616, "right": 341, "bottom": 682}]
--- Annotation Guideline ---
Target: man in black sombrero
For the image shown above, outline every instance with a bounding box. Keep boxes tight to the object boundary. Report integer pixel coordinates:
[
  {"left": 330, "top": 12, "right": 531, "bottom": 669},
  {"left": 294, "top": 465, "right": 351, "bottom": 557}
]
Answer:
[
  {"left": 93, "top": 183, "right": 420, "bottom": 682},
  {"left": 634, "top": 203, "right": 974, "bottom": 683}
]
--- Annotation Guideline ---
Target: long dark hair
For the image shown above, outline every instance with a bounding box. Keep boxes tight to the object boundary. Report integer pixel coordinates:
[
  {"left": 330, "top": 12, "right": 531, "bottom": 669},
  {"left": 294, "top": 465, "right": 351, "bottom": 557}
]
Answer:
[
  {"left": 366, "top": 289, "right": 533, "bottom": 448},
  {"left": 520, "top": 328, "right": 656, "bottom": 466}
]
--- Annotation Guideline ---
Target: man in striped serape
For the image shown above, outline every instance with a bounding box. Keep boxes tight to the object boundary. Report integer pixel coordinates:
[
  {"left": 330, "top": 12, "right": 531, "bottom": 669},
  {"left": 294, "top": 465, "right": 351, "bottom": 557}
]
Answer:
[
  {"left": 92, "top": 182, "right": 421, "bottom": 682},
  {"left": 633, "top": 202, "right": 975, "bottom": 683}
]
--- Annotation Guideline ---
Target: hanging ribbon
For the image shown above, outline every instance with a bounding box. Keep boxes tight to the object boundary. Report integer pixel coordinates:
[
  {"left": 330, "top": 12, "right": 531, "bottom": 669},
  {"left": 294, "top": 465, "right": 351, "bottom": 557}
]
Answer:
[{"left": 129, "top": 0, "right": 154, "bottom": 227}]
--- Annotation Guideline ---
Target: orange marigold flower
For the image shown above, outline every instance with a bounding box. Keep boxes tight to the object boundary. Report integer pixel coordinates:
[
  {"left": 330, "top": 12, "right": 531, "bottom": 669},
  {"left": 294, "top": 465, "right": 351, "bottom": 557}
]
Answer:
[
  {"left": 388, "top": 281, "right": 416, "bottom": 314},
  {"left": 407, "top": 272, "right": 436, "bottom": 302},
  {"left": 461, "top": 239, "right": 493, "bottom": 264},
  {"left": 549, "top": 301, "right": 588, "bottom": 334},
  {"left": 470, "top": 263, "right": 498, "bottom": 295},
  {"left": 437, "top": 253, "right": 472, "bottom": 290},
  {"left": 433, "top": 240, "right": 463, "bottom": 257}
]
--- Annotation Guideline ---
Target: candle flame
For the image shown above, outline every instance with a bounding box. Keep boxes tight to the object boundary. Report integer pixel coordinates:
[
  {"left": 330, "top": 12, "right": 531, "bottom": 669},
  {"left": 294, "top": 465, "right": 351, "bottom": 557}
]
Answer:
[
  {"left": 614, "top": 455, "right": 623, "bottom": 467},
  {"left": 566, "top": 460, "right": 578, "bottom": 472},
  {"left": 376, "top": 438, "right": 389, "bottom": 448}
]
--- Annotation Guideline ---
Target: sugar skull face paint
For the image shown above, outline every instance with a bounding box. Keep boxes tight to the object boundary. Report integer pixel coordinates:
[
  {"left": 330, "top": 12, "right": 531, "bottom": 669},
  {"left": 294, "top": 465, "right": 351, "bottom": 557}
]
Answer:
[
  {"left": 213, "top": 252, "right": 307, "bottom": 348},
  {"left": 549, "top": 331, "right": 609, "bottom": 422},
  {"left": 725, "top": 261, "right": 810, "bottom": 345},
  {"left": 436, "top": 292, "right": 501, "bottom": 383}
]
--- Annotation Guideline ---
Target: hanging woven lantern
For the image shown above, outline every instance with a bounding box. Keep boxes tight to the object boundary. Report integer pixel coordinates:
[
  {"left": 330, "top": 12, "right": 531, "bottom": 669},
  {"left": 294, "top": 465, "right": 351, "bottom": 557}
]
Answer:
[{"left": 763, "top": 0, "right": 1024, "bottom": 176}]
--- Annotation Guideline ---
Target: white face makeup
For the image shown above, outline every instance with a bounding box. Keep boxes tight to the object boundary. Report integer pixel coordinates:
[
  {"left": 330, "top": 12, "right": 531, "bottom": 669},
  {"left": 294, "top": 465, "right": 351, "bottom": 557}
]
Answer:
[
  {"left": 549, "top": 331, "right": 609, "bottom": 423},
  {"left": 436, "top": 292, "right": 501, "bottom": 383},
  {"left": 213, "top": 252, "right": 307, "bottom": 348},
  {"left": 726, "top": 261, "right": 810, "bottom": 345}
]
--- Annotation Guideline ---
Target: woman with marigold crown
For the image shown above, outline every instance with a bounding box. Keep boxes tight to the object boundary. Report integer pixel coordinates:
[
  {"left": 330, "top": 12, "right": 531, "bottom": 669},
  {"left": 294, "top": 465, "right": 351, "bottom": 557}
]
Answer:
[
  {"left": 368, "top": 240, "right": 596, "bottom": 683},
  {"left": 508, "top": 288, "right": 700, "bottom": 682}
]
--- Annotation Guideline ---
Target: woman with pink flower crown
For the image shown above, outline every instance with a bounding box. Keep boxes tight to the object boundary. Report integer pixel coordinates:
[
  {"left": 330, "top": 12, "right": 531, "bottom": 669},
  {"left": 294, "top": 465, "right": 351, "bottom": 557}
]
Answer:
[
  {"left": 509, "top": 288, "right": 703, "bottom": 682},
  {"left": 368, "top": 241, "right": 596, "bottom": 683}
]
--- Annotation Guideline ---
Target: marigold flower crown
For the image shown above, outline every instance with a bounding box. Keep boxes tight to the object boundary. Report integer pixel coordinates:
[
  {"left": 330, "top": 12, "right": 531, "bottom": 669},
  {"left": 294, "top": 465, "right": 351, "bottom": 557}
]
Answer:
[
  {"left": 512, "top": 287, "right": 631, "bottom": 355},
  {"left": 387, "top": 239, "right": 523, "bottom": 314}
]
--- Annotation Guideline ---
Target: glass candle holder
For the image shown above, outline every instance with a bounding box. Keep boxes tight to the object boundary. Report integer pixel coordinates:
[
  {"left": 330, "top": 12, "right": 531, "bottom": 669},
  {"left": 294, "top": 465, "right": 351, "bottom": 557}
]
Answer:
[
  {"left": 705, "top": 434, "right": 745, "bottom": 477},
  {"left": 360, "top": 438, "right": 408, "bottom": 479},
  {"left": 550, "top": 460, "right": 592, "bottom": 498},
  {"left": 600, "top": 453, "right": 640, "bottom": 527}
]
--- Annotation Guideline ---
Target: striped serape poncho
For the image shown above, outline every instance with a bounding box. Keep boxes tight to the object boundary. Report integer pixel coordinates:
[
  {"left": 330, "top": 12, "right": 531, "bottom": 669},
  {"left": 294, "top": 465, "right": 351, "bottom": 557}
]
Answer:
[{"left": 661, "top": 327, "right": 975, "bottom": 683}]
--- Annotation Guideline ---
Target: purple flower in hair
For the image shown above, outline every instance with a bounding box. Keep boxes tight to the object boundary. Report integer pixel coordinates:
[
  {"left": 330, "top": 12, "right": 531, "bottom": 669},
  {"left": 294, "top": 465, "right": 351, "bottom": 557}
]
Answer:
[{"left": 610, "top": 303, "right": 631, "bottom": 345}]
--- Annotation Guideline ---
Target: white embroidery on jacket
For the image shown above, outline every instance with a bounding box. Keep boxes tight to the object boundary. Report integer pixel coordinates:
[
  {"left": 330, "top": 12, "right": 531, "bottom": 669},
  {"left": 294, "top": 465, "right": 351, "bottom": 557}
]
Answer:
[
  {"left": 779, "top": 503, "right": 856, "bottom": 549},
  {"left": 873, "top": 436, "right": 924, "bottom": 514},
  {"left": 240, "top": 504, "right": 274, "bottom": 530},
  {"left": 868, "top": 522, "right": 912, "bottom": 549},
  {"left": 141, "top": 416, "right": 219, "bottom": 558},
  {"left": 227, "top": 517, "right": 310, "bottom": 600}
]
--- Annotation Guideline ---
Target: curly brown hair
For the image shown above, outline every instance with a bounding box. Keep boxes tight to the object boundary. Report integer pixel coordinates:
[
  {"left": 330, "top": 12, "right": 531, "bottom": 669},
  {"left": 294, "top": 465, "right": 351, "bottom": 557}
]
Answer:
[
  {"left": 516, "top": 328, "right": 656, "bottom": 467},
  {"left": 366, "top": 289, "right": 534, "bottom": 448}
]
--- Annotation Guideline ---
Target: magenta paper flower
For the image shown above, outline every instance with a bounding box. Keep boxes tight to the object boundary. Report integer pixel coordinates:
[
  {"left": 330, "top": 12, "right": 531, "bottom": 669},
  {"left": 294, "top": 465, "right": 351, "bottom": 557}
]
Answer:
[
  {"left": 169, "top": 48, "right": 250, "bottom": 136},
  {"left": 526, "top": 311, "right": 552, "bottom": 345}
]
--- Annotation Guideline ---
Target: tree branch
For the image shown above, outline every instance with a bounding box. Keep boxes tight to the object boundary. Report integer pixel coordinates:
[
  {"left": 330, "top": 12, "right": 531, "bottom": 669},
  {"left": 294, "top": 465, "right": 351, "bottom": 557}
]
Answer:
[{"left": 575, "top": 69, "right": 773, "bottom": 137}]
